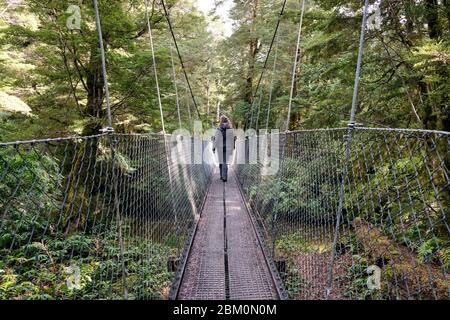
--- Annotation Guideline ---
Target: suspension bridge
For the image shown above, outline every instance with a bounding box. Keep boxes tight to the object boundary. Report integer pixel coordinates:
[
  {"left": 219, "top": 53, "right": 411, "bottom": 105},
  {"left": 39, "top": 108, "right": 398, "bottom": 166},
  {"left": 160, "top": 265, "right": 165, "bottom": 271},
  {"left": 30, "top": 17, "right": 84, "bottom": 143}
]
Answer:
[{"left": 0, "top": 0, "right": 449, "bottom": 300}]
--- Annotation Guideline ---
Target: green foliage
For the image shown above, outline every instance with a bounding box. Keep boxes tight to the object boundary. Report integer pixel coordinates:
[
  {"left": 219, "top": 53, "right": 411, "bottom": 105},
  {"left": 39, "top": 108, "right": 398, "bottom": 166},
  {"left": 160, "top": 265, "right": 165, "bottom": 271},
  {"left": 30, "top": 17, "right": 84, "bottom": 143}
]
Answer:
[
  {"left": 283, "top": 271, "right": 303, "bottom": 297},
  {"left": 1, "top": 0, "right": 449, "bottom": 301},
  {"left": 0, "top": 138, "right": 185, "bottom": 300},
  {"left": 0, "top": 0, "right": 220, "bottom": 139},
  {"left": 418, "top": 237, "right": 450, "bottom": 268},
  {"left": 219, "top": 0, "right": 450, "bottom": 132},
  {"left": 0, "top": 147, "right": 61, "bottom": 248},
  {"left": 242, "top": 137, "right": 341, "bottom": 222},
  {"left": 276, "top": 231, "right": 328, "bottom": 256},
  {"left": 337, "top": 259, "right": 375, "bottom": 300},
  {"left": 0, "top": 227, "right": 175, "bottom": 300}
]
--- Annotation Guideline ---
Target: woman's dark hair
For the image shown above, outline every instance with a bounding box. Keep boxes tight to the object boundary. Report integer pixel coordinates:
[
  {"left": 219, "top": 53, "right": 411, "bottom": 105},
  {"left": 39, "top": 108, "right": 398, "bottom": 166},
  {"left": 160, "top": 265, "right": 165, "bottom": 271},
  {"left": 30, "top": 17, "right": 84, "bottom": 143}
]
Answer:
[{"left": 220, "top": 115, "right": 232, "bottom": 128}]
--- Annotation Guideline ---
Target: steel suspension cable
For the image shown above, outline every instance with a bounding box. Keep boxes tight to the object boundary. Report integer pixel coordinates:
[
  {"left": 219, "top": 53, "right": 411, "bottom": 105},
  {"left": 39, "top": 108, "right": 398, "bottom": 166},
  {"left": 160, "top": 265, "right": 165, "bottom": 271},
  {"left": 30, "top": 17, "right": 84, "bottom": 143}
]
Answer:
[
  {"left": 286, "top": 0, "right": 306, "bottom": 132},
  {"left": 216, "top": 100, "right": 220, "bottom": 122},
  {"left": 93, "top": 0, "right": 113, "bottom": 129},
  {"left": 92, "top": 0, "right": 128, "bottom": 298},
  {"left": 143, "top": 2, "right": 179, "bottom": 258},
  {"left": 144, "top": 0, "right": 166, "bottom": 134},
  {"left": 246, "top": 0, "right": 288, "bottom": 130},
  {"left": 170, "top": 45, "right": 183, "bottom": 129},
  {"left": 326, "top": 0, "right": 370, "bottom": 299},
  {"left": 265, "top": 27, "right": 281, "bottom": 131},
  {"left": 186, "top": 91, "right": 193, "bottom": 128},
  {"left": 268, "top": 1, "right": 307, "bottom": 283},
  {"left": 160, "top": 0, "right": 203, "bottom": 122},
  {"left": 278, "top": 0, "right": 306, "bottom": 200},
  {"left": 254, "top": 87, "right": 264, "bottom": 131}
]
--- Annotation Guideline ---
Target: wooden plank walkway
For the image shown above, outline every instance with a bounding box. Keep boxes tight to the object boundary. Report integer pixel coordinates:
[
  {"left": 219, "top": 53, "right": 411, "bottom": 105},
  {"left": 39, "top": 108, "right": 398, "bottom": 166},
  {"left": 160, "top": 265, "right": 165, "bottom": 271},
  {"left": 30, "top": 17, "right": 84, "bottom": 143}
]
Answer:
[{"left": 178, "top": 168, "right": 278, "bottom": 300}]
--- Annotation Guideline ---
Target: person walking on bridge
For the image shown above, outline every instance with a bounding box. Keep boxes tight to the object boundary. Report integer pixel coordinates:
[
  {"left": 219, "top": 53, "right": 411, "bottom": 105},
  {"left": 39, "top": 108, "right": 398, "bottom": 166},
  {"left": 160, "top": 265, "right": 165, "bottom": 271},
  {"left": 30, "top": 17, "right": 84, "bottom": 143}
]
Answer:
[{"left": 213, "top": 115, "right": 235, "bottom": 182}]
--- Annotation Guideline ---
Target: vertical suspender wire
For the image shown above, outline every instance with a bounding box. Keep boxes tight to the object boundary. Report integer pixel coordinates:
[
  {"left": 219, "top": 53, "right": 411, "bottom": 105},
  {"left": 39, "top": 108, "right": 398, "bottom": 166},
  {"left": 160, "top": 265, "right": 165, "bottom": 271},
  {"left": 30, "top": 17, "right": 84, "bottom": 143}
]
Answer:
[
  {"left": 170, "top": 45, "right": 182, "bottom": 129},
  {"left": 254, "top": 87, "right": 264, "bottom": 132},
  {"left": 145, "top": 1, "right": 179, "bottom": 262},
  {"left": 265, "top": 27, "right": 281, "bottom": 131},
  {"left": 280, "top": 0, "right": 306, "bottom": 189},
  {"left": 326, "top": 0, "right": 369, "bottom": 299},
  {"left": 273, "top": 0, "right": 305, "bottom": 275},
  {"left": 248, "top": 92, "right": 257, "bottom": 130},
  {"left": 248, "top": 78, "right": 260, "bottom": 130},
  {"left": 186, "top": 90, "right": 193, "bottom": 129},
  {"left": 348, "top": 0, "right": 369, "bottom": 126},
  {"left": 145, "top": 0, "right": 166, "bottom": 134},
  {"left": 243, "top": 0, "right": 287, "bottom": 263},
  {"left": 286, "top": 0, "right": 305, "bottom": 132},
  {"left": 246, "top": 0, "right": 288, "bottom": 130},
  {"left": 167, "top": 32, "right": 184, "bottom": 250},
  {"left": 160, "top": 0, "right": 203, "bottom": 123},
  {"left": 216, "top": 101, "right": 220, "bottom": 122},
  {"left": 92, "top": 0, "right": 128, "bottom": 299},
  {"left": 93, "top": 0, "right": 112, "bottom": 129},
  {"left": 266, "top": 27, "right": 280, "bottom": 260}
]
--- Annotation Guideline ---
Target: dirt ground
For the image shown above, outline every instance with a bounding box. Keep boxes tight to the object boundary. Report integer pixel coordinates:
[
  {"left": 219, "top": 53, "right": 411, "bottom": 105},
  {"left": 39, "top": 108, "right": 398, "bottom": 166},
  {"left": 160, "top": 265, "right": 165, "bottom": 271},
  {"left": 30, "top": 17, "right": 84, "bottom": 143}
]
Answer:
[{"left": 290, "top": 251, "right": 354, "bottom": 300}]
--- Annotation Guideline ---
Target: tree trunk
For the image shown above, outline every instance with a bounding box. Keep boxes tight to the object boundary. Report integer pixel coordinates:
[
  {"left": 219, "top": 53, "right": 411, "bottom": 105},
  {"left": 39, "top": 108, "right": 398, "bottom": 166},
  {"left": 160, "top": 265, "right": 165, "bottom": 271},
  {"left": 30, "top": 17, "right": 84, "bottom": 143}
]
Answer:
[
  {"left": 404, "top": 0, "right": 415, "bottom": 35},
  {"left": 82, "top": 42, "right": 106, "bottom": 136},
  {"left": 63, "top": 39, "right": 108, "bottom": 232},
  {"left": 444, "top": 0, "right": 450, "bottom": 33},
  {"left": 418, "top": 81, "right": 436, "bottom": 130},
  {"left": 425, "top": 0, "right": 441, "bottom": 39}
]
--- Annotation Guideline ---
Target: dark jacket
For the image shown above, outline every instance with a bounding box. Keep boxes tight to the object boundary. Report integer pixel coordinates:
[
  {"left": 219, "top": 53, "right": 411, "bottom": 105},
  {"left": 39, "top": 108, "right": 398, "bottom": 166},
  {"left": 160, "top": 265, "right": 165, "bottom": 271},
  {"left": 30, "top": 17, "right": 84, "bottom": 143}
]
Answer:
[{"left": 213, "top": 123, "right": 235, "bottom": 164}]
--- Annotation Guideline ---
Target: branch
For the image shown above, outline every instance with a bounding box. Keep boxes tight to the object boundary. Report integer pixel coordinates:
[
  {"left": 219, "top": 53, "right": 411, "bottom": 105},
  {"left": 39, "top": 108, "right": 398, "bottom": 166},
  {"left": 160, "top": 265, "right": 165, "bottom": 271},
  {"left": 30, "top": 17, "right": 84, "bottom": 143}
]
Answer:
[
  {"left": 365, "top": 61, "right": 404, "bottom": 84},
  {"left": 54, "top": 22, "right": 83, "bottom": 115},
  {"left": 110, "top": 66, "right": 148, "bottom": 113},
  {"left": 379, "top": 36, "right": 422, "bottom": 124}
]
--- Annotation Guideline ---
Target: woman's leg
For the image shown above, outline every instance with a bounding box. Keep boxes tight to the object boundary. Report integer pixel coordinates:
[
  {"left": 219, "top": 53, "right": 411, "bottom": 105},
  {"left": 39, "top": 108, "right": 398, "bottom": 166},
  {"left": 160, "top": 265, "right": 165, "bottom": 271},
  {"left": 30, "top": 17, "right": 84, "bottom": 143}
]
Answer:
[{"left": 222, "top": 164, "right": 228, "bottom": 181}]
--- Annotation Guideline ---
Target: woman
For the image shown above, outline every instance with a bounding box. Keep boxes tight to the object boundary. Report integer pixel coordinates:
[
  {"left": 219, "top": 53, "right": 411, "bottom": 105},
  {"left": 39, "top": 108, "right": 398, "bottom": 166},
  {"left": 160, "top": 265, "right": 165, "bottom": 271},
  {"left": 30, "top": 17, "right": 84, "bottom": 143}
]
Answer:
[{"left": 213, "top": 115, "right": 235, "bottom": 182}]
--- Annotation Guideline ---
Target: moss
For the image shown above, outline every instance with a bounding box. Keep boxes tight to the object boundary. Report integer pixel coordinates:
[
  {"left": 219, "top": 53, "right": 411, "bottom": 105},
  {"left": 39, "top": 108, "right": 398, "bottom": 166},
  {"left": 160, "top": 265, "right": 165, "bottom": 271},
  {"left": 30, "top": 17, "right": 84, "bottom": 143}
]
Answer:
[{"left": 352, "top": 217, "right": 449, "bottom": 299}]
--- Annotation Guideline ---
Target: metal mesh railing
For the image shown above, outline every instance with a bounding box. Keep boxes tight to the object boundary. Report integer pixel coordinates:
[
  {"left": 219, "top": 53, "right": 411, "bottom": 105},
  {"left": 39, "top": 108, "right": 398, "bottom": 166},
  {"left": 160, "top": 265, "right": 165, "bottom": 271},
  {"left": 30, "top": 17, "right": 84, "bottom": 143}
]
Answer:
[
  {"left": 236, "top": 127, "right": 449, "bottom": 300},
  {"left": 0, "top": 133, "right": 213, "bottom": 300},
  {"left": 1, "top": 128, "right": 448, "bottom": 300}
]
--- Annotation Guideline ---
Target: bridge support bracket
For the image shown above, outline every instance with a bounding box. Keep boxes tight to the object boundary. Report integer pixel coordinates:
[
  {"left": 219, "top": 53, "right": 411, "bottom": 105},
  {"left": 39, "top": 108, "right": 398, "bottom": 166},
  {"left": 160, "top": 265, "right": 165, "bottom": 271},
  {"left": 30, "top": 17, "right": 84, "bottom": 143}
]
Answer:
[{"left": 100, "top": 127, "right": 115, "bottom": 134}]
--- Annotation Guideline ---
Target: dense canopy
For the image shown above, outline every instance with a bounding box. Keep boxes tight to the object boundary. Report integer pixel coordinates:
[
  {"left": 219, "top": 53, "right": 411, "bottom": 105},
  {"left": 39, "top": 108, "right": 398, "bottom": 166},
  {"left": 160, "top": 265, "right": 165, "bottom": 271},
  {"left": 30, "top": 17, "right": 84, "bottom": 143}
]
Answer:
[
  {"left": 0, "top": 0, "right": 448, "bottom": 140},
  {"left": 0, "top": 0, "right": 449, "bottom": 301}
]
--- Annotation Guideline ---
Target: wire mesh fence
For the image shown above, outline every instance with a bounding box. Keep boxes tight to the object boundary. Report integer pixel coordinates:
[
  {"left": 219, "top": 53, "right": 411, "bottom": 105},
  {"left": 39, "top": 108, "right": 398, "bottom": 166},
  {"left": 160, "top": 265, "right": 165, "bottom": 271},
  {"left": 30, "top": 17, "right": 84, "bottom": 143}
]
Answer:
[
  {"left": 0, "top": 133, "right": 213, "bottom": 300},
  {"left": 1, "top": 128, "right": 448, "bottom": 300},
  {"left": 236, "top": 127, "right": 449, "bottom": 300}
]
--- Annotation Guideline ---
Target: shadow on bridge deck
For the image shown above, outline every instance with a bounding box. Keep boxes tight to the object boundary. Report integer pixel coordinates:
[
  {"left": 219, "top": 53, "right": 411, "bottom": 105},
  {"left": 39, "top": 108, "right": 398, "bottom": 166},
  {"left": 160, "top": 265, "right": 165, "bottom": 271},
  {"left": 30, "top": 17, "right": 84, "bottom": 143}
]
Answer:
[{"left": 177, "top": 169, "right": 279, "bottom": 300}]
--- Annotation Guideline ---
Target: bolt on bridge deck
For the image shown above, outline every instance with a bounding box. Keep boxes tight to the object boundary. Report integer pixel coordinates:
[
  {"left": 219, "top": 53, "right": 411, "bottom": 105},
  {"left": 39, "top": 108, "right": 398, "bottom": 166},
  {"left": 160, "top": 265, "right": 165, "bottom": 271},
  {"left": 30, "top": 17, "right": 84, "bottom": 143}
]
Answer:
[{"left": 177, "top": 169, "right": 280, "bottom": 300}]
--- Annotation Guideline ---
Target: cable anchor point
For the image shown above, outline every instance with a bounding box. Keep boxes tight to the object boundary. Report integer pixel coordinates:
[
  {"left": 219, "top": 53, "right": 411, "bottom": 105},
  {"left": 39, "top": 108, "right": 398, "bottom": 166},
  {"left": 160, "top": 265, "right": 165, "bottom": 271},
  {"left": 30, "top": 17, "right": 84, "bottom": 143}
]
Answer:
[{"left": 100, "top": 127, "right": 115, "bottom": 134}]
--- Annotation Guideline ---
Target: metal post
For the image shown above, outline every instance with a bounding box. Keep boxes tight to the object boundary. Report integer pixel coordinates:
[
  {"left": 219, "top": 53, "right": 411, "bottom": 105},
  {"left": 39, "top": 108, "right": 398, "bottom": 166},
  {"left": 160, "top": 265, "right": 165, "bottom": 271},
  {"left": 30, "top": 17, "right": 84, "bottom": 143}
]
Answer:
[
  {"left": 92, "top": 0, "right": 113, "bottom": 130},
  {"left": 92, "top": 0, "right": 128, "bottom": 299},
  {"left": 286, "top": 0, "right": 305, "bottom": 132},
  {"left": 326, "top": 0, "right": 370, "bottom": 299},
  {"left": 145, "top": 0, "right": 166, "bottom": 134}
]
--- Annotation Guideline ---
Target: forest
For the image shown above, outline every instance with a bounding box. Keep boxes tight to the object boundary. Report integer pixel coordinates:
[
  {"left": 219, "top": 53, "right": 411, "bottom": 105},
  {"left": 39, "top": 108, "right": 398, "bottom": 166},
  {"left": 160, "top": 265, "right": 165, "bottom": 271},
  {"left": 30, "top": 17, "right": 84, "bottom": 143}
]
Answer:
[
  {"left": 0, "top": 0, "right": 448, "bottom": 139},
  {"left": 0, "top": 0, "right": 449, "bottom": 300}
]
